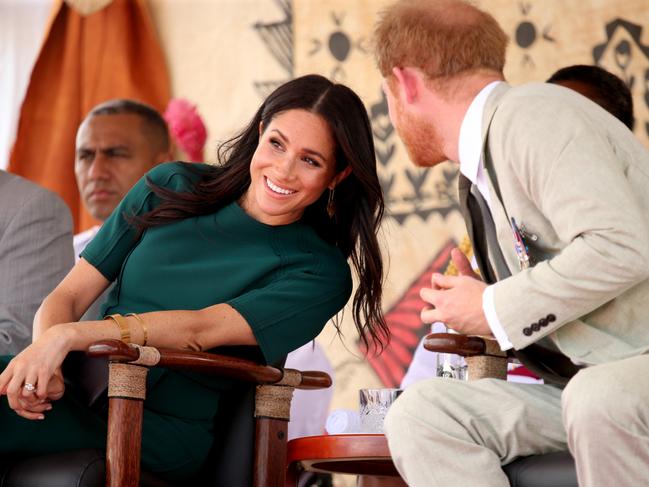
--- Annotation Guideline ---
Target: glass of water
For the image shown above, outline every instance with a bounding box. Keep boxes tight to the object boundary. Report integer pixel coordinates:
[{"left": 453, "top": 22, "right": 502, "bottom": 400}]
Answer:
[
  {"left": 359, "top": 388, "right": 402, "bottom": 434},
  {"left": 435, "top": 327, "right": 468, "bottom": 380}
]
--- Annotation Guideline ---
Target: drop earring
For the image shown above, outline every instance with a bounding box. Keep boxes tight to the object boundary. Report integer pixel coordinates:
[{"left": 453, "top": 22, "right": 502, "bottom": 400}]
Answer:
[{"left": 327, "top": 187, "right": 336, "bottom": 219}]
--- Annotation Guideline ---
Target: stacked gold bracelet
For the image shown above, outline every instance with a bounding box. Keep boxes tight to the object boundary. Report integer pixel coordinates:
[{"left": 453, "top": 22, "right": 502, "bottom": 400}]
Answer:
[
  {"left": 104, "top": 313, "right": 148, "bottom": 346},
  {"left": 105, "top": 314, "right": 131, "bottom": 343},
  {"left": 125, "top": 313, "right": 148, "bottom": 346}
]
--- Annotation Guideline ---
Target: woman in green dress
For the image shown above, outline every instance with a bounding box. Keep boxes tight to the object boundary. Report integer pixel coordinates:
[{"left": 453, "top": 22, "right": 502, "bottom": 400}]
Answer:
[{"left": 0, "top": 74, "right": 387, "bottom": 480}]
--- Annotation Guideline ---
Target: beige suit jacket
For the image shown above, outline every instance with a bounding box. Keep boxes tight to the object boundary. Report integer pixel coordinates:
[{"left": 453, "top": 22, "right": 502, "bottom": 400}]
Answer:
[{"left": 461, "top": 82, "right": 649, "bottom": 366}]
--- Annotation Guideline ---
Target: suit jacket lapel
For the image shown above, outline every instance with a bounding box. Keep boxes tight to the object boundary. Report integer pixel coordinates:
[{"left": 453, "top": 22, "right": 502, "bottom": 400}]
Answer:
[
  {"left": 482, "top": 165, "right": 520, "bottom": 275},
  {"left": 458, "top": 83, "right": 513, "bottom": 283},
  {"left": 478, "top": 83, "right": 519, "bottom": 278}
]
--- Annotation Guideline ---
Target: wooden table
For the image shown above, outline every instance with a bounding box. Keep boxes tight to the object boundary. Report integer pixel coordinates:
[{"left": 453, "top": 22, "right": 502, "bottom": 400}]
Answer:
[{"left": 286, "top": 434, "right": 406, "bottom": 486}]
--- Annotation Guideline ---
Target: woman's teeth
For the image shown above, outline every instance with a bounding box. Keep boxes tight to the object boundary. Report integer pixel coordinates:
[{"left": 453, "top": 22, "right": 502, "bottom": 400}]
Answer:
[{"left": 266, "top": 178, "right": 295, "bottom": 195}]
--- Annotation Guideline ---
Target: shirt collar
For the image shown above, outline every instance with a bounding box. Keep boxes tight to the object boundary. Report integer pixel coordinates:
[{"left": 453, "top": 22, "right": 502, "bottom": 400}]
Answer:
[{"left": 458, "top": 81, "right": 503, "bottom": 185}]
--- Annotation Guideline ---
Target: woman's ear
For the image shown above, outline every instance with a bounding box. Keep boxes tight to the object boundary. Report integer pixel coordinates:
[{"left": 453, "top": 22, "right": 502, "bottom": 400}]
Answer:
[
  {"left": 329, "top": 166, "right": 352, "bottom": 189},
  {"left": 258, "top": 120, "right": 264, "bottom": 137}
]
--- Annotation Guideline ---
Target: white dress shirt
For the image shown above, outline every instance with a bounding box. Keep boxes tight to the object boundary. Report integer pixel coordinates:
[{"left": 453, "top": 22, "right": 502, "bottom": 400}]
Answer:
[{"left": 457, "top": 81, "right": 513, "bottom": 351}]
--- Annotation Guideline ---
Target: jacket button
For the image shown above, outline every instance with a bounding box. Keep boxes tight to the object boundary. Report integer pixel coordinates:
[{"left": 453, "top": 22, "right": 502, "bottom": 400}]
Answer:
[
  {"left": 547, "top": 314, "right": 556, "bottom": 322},
  {"left": 539, "top": 317, "right": 548, "bottom": 327},
  {"left": 531, "top": 322, "right": 541, "bottom": 332},
  {"left": 523, "top": 327, "right": 533, "bottom": 336}
]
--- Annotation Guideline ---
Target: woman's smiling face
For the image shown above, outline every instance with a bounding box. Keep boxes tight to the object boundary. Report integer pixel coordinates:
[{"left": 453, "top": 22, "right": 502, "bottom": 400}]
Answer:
[{"left": 242, "top": 109, "right": 345, "bottom": 225}]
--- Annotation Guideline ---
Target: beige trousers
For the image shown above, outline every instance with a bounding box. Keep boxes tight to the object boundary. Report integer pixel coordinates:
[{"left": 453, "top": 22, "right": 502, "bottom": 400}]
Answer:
[{"left": 384, "top": 354, "right": 649, "bottom": 486}]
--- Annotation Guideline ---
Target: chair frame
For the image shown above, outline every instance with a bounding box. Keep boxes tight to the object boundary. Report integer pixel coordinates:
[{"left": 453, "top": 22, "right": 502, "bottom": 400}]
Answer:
[{"left": 86, "top": 339, "right": 331, "bottom": 487}]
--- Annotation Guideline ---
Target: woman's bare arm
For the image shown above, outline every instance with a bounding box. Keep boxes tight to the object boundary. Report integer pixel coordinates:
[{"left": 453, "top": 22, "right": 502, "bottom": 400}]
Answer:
[
  {"left": 3, "top": 258, "right": 257, "bottom": 420},
  {"left": 61, "top": 302, "right": 257, "bottom": 353},
  {"left": 32, "top": 258, "right": 111, "bottom": 341}
]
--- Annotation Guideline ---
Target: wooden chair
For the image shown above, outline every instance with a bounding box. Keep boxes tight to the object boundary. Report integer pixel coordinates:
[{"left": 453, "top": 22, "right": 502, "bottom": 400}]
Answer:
[
  {"left": 0, "top": 339, "right": 331, "bottom": 487},
  {"left": 424, "top": 333, "right": 578, "bottom": 487}
]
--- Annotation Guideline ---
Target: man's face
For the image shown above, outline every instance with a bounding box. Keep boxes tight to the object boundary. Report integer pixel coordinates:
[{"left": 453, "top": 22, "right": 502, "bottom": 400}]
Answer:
[
  {"left": 75, "top": 113, "right": 163, "bottom": 221},
  {"left": 383, "top": 78, "right": 447, "bottom": 167}
]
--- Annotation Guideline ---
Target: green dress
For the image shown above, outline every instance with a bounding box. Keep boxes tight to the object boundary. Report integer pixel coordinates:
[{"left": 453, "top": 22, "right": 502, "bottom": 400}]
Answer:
[{"left": 0, "top": 162, "right": 352, "bottom": 480}]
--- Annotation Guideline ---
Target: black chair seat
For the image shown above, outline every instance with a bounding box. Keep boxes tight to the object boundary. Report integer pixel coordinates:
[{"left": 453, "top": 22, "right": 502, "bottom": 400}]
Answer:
[
  {"left": 504, "top": 451, "right": 577, "bottom": 487},
  {"left": 0, "top": 449, "right": 174, "bottom": 487},
  {"left": 0, "top": 384, "right": 256, "bottom": 487}
]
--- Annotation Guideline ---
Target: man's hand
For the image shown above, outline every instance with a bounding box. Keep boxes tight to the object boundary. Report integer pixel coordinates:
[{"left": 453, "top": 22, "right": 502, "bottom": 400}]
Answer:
[
  {"left": 450, "top": 248, "right": 481, "bottom": 280},
  {"left": 420, "top": 247, "right": 491, "bottom": 335}
]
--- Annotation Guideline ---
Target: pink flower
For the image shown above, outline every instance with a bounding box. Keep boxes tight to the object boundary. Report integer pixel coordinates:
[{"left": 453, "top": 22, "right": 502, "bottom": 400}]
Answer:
[{"left": 164, "top": 98, "right": 207, "bottom": 162}]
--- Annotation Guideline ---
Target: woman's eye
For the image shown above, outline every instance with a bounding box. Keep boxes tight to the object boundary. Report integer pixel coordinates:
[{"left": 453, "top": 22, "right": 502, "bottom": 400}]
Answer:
[
  {"left": 303, "top": 156, "right": 320, "bottom": 167},
  {"left": 270, "top": 138, "right": 283, "bottom": 149}
]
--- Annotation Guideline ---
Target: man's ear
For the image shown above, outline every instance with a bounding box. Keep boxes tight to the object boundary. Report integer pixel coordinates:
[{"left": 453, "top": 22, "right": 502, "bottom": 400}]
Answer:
[
  {"left": 329, "top": 166, "right": 352, "bottom": 189},
  {"left": 392, "top": 66, "right": 423, "bottom": 105},
  {"left": 154, "top": 149, "right": 174, "bottom": 165}
]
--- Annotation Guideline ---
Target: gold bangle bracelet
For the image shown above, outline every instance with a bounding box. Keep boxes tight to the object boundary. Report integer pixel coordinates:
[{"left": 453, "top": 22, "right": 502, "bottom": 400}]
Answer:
[
  {"left": 125, "top": 313, "right": 148, "bottom": 346},
  {"left": 105, "top": 314, "right": 130, "bottom": 343}
]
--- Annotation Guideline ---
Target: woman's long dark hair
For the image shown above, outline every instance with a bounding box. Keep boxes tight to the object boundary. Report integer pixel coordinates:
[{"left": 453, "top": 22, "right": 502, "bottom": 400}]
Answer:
[{"left": 129, "top": 74, "right": 388, "bottom": 351}]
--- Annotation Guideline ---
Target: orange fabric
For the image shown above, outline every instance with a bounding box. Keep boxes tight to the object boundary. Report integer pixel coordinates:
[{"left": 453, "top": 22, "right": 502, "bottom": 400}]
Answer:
[{"left": 8, "top": 0, "right": 170, "bottom": 232}]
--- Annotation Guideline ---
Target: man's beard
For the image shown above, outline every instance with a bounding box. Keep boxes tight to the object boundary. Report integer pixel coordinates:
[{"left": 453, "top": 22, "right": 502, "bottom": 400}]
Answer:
[{"left": 395, "top": 108, "right": 447, "bottom": 167}]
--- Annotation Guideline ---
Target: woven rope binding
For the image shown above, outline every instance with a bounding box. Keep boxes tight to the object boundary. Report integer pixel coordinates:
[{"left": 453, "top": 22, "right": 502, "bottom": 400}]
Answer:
[
  {"left": 277, "top": 369, "right": 302, "bottom": 387},
  {"left": 108, "top": 363, "right": 148, "bottom": 400},
  {"left": 129, "top": 344, "right": 161, "bottom": 366},
  {"left": 254, "top": 369, "right": 302, "bottom": 420},
  {"left": 466, "top": 355, "right": 508, "bottom": 381}
]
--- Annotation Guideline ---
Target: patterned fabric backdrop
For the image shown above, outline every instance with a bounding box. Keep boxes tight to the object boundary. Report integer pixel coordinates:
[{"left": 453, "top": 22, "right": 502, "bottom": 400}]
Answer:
[{"left": 148, "top": 0, "right": 649, "bottom": 415}]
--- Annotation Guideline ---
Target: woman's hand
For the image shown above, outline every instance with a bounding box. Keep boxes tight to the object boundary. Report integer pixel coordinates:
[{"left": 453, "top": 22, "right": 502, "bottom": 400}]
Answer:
[
  {"left": 11, "top": 369, "right": 65, "bottom": 420},
  {"left": 0, "top": 326, "right": 74, "bottom": 420}
]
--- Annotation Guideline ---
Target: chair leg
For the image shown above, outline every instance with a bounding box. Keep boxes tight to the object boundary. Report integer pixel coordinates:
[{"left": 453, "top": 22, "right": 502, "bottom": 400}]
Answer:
[
  {"left": 254, "top": 376, "right": 300, "bottom": 487},
  {"left": 106, "top": 398, "right": 144, "bottom": 487},
  {"left": 105, "top": 362, "right": 148, "bottom": 487},
  {"left": 254, "top": 417, "right": 288, "bottom": 487}
]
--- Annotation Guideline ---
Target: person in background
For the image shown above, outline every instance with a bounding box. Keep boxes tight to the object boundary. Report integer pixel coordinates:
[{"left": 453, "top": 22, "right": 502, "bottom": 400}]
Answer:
[
  {"left": 73, "top": 99, "right": 173, "bottom": 322},
  {"left": 74, "top": 100, "right": 172, "bottom": 259},
  {"left": 0, "top": 170, "right": 73, "bottom": 355},
  {"left": 547, "top": 64, "right": 635, "bottom": 130},
  {"left": 400, "top": 63, "right": 636, "bottom": 389},
  {"left": 373, "top": 1, "right": 649, "bottom": 486},
  {"left": 0, "top": 74, "right": 388, "bottom": 482}
]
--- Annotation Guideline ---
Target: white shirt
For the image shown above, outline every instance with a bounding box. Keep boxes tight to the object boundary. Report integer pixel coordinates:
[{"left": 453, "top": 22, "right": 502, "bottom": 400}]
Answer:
[
  {"left": 73, "top": 225, "right": 100, "bottom": 262},
  {"left": 457, "top": 81, "right": 513, "bottom": 351}
]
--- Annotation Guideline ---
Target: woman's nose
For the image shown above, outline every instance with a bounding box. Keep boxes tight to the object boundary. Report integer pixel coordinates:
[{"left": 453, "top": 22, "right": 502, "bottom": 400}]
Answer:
[{"left": 274, "top": 155, "right": 296, "bottom": 178}]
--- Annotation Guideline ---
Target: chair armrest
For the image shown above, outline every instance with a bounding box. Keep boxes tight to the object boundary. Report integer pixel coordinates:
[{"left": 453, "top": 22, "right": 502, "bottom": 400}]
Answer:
[
  {"left": 423, "top": 333, "right": 506, "bottom": 358},
  {"left": 86, "top": 339, "right": 331, "bottom": 389},
  {"left": 423, "top": 333, "right": 487, "bottom": 356}
]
